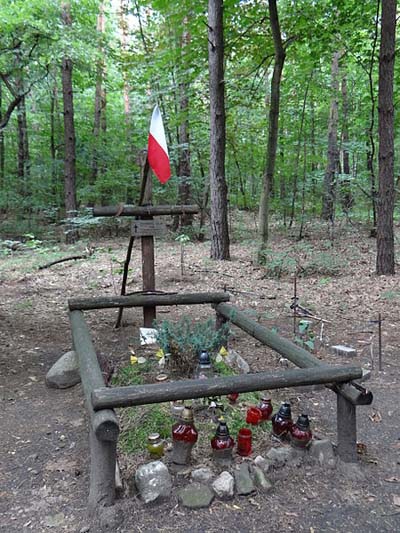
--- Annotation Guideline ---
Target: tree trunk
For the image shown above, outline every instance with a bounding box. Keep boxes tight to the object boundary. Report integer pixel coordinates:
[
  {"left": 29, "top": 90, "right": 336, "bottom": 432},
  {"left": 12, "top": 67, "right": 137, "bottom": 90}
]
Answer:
[
  {"left": 258, "top": 0, "right": 285, "bottom": 254},
  {"left": 174, "top": 17, "right": 192, "bottom": 229},
  {"left": 289, "top": 72, "right": 311, "bottom": 228},
  {"left": 61, "top": 2, "right": 79, "bottom": 244},
  {"left": 91, "top": 2, "right": 106, "bottom": 189},
  {"left": 340, "top": 72, "right": 354, "bottom": 212},
  {"left": 367, "top": 0, "right": 380, "bottom": 236},
  {"left": 376, "top": 0, "right": 396, "bottom": 275},
  {"left": 208, "top": 0, "right": 230, "bottom": 260},
  {"left": 321, "top": 50, "right": 340, "bottom": 221},
  {"left": 0, "top": 81, "right": 4, "bottom": 193}
]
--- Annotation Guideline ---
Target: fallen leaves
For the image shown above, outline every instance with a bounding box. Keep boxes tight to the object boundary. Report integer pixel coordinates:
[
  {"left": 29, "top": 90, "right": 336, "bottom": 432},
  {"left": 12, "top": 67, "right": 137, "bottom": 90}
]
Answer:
[
  {"left": 368, "top": 410, "right": 382, "bottom": 423},
  {"left": 392, "top": 494, "right": 400, "bottom": 507}
]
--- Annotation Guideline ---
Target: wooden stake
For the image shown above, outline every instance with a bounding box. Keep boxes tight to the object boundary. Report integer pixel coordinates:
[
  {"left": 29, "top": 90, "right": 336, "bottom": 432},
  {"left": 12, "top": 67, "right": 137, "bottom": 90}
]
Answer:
[
  {"left": 378, "top": 313, "right": 383, "bottom": 371},
  {"left": 337, "top": 393, "right": 357, "bottom": 462}
]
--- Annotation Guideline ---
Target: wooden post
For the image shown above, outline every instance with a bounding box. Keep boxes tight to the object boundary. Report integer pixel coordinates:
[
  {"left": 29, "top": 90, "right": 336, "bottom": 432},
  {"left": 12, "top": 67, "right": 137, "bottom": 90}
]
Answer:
[
  {"left": 88, "top": 429, "right": 117, "bottom": 514},
  {"left": 215, "top": 310, "right": 229, "bottom": 350},
  {"left": 69, "top": 310, "right": 119, "bottom": 510},
  {"left": 337, "top": 393, "right": 357, "bottom": 462},
  {"left": 140, "top": 158, "right": 156, "bottom": 327}
]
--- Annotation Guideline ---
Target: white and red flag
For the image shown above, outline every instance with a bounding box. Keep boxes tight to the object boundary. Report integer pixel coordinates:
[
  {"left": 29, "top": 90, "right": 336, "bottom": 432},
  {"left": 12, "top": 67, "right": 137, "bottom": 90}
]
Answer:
[{"left": 147, "top": 105, "right": 171, "bottom": 184}]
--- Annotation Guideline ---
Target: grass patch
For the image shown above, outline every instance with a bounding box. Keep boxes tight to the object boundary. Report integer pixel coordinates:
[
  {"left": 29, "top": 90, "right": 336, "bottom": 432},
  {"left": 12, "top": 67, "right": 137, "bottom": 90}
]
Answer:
[{"left": 118, "top": 403, "right": 174, "bottom": 454}]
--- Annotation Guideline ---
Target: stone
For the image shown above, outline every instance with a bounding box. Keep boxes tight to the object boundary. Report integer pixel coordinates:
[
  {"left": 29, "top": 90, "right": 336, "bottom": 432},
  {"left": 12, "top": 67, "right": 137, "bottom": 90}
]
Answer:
[
  {"left": 191, "top": 467, "right": 214, "bottom": 484},
  {"left": 254, "top": 455, "right": 272, "bottom": 473},
  {"left": 309, "top": 439, "right": 337, "bottom": 469},
  {"left": 45, "top": 351, "right": 80, "bottom": 389},
  {"left": 178, "top": 483, "right": 214, "bottom": 509},
  {"left": 331, "top": 345, "right": 357, "bottom": 358},
  {"left": 137, "top": 357, "right": 147, "bottom": 364},
  {"left": 252, "top": 466, "right": 273, "bottom": 493},
  {"left": 135, "top": 461, "right": 172, "bottom": 504},
  {"left": 79, "top": 527, "right": 90, "bottom": 533},
  {"left": 212, "top": 471, "right": 234, "bottom": 499},
  {"left": 236, "top": 353, "right": 250, "bottom": 374},
  {"left": 234, "top": 463, "right": 255, "bottom": 495},
  {"left": 266, "top": 446, "right": 292, "bottom": 468}
]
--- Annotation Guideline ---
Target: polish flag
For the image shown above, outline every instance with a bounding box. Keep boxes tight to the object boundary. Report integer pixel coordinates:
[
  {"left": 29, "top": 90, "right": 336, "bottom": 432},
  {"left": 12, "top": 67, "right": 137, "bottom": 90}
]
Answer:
[{"left": 147, "top": 105, "right": 171, "bottom": 184}]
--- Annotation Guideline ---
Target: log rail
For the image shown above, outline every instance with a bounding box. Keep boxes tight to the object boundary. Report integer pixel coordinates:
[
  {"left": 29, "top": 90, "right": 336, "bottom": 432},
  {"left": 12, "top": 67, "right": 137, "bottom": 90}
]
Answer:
[{"left": 68, "top": 292, "right": 373, "bottom": 512}]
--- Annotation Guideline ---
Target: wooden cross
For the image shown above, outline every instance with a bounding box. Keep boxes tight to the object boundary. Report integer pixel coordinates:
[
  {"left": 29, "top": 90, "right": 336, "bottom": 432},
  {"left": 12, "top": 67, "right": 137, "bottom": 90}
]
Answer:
[{"left": 93, "top": 159, "right": 198, "bottom": 328}]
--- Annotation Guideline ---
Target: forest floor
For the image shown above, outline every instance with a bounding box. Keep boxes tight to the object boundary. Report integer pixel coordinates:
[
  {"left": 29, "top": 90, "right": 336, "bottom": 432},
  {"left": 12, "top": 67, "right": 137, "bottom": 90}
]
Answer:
[{"left": 1, "top": 212, "right": 400, "bottom": 532}]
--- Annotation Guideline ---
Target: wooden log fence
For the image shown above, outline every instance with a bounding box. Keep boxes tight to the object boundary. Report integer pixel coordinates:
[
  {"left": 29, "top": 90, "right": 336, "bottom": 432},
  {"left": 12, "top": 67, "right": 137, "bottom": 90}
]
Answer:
[
  {"left": 213, "top": 302, "right": 373, "bottom": 407},
  {"left": 68, "top": 293, "right": 373, "bottom": 511},
  {"left": 93, "top": 204, "right": 199, "bottom": 217},
  {"left": 68, "top": 291, "right": 230, "bottom": 312},
  {"left": 91, "top": 365, "right": 363, "bottom": 410},
  {"left": 69, "top": 310, "right": 119, "bottom": 513}
]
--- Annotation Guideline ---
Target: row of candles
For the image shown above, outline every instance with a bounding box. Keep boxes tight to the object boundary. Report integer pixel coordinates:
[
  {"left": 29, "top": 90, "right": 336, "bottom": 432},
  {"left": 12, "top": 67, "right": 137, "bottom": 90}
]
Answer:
[{"left": 147, "top": 398, "right": 313, "bottom": 464}]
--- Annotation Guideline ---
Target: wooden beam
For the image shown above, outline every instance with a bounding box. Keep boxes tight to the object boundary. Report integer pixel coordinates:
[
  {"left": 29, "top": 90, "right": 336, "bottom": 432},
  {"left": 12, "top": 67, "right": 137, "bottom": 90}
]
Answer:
[
  {"left": 91, "top": 365, "right": 363, "bottom": 410},
  {"left": 69, "top": 310, "right": 119, "bottom": 441},
  {"left": 69, "top": 291, "right": 230, "bottom": 311},
  {"left": 337, "top": 394, "right": 357, "bottom": 462},
  {"left": 93, "top": 204, "right": 199, "bottom": 217},
  {"left": 213, "top": 302, "right": 373, "bottom": 406},
  {"left": 69, "top": 310, "right": 118, "bottom": 512}
]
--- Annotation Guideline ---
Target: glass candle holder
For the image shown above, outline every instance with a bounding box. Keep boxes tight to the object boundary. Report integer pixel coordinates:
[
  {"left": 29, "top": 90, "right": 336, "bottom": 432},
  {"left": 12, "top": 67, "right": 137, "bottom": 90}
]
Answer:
[
  {"left": 227, "top": 392, "right": 239, "bottom": 404},
  {"left": 258, "top": 397, "right": 273, "bottom": 421},
  {"left": 246, "top": 406, "right": 263, "bottom": 425},
  {"left": 290, "top": 414, "right": 312, "bottom": 448},
  {"left": 237, "top": 428, "right": 252, "bottom": 456},
  {"left": 271, "top": 402, "right": 293, "bottom": 438},
  {"left": 147, "top": 433, "right": 164, "bottom": 459}
]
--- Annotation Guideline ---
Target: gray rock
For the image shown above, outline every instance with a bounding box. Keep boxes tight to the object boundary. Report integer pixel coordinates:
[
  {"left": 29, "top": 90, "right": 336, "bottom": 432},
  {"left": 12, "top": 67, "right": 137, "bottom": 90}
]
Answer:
[
  {"left": 212, "top": 471, "right": 234, "bottom": 499},
  {"left": 254, "top": 455, "right": 272, "bottom": 473},
  {"left": 46, "top": 351, "right": 80, "bottom": 389},
  {"left": 191, "top": 467, "right": 214, "bottom": 484},
  {"left": 178, "top": 483, "right": 214, "bottom": 509},
  {"left": 252, "top": 466, "right": 273, "bottom": 493},
  {"left": 309, "top": 439, "right": 336, "bottom": 469},
  {"left": 225, "top": 350, "right": 250, "bottom": 373},
  {"left": 135, "top": 461, "right": 172, "bottom": 504},
  {"left": 266, "top": 446, "right": 292, "bottom": 468},
  {"left": 236, "top": 353, "right": 250, "bottom": 374},
  {"left": 79, "top": 527, "right": 90, "bottom": 533},
  {"left": 234, "top": 463, "right": 255, "bottom": 495}
]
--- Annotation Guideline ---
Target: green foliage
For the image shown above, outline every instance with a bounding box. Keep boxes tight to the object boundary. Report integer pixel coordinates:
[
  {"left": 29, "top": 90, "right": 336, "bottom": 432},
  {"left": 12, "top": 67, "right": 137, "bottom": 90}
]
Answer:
[
  {"left": 261, "top": 244, "right": 342, "bottom": 279},
  {"left": 155, "top": 317, "right": 230, "bottom": 377},
  {"left": 381, "top": 290, "right": 400, "bottom": 301},
  {"left": 213, "top": 359, "right": 236, "bottom": 376},
  {"left": 111, "top": 362, "right": 152, "bottom": 387},
  {"left": 119, "top": 403, "right": 173, "bottom": 454},
  {"left": 295, "top": 320, "right": 315, "bottom": 352}
]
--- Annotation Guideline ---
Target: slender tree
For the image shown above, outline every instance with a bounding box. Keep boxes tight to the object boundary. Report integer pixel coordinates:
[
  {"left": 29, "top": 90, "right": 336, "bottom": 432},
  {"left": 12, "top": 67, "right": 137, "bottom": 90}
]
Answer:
[
  {"left": 376, "top": 0, "right": 396, "bottom": 275},
  {"left": 91, "top": 1, "right": 107, "bottom": 189},
  {"left": 340, "top": 71, "right": 353, "bottom": 212},
  {"left": 208, "top": 0, "right": 230, "bottom": 260},
  {"left": 321, "top": 50, "right": 340, "bottom": 221},
  {"left": 61, "top": 1, "right": 78, "bottom": 243},
  {"left": 258, "top": 0, "right": 285, "bottom": 255}
]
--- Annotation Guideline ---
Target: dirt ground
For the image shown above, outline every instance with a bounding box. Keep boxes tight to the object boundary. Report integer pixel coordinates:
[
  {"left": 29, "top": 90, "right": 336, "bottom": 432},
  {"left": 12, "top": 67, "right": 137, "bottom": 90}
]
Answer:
[{"left": 1, "top": 215, "right": 400, "bottom": 532}]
